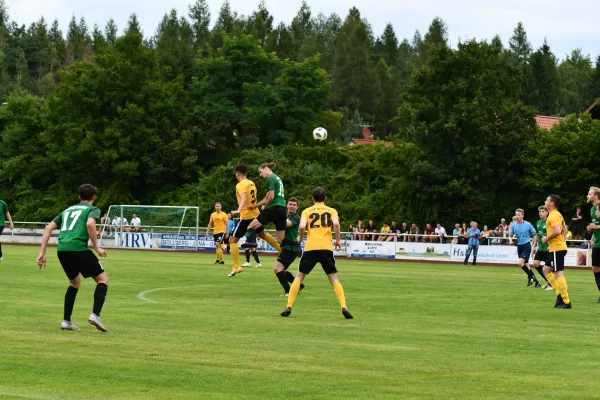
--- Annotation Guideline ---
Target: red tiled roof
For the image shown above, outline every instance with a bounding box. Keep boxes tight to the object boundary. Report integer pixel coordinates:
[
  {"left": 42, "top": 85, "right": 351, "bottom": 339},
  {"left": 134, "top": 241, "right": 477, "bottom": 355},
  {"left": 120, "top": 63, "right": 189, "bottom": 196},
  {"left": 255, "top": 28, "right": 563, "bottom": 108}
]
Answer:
[
  {"left": 535, "top": 115, "right": 563, "bottom": 130},
  {"left": 348, "top": 138, "right": 394, "bottom": 148}
]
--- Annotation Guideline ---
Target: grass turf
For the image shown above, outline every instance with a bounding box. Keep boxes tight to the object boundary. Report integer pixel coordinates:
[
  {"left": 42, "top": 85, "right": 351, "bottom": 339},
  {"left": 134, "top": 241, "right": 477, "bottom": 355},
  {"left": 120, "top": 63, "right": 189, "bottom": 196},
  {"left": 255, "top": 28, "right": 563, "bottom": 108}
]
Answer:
[{"left": 1, "top": 245, "right": 600, "bottom": 399}]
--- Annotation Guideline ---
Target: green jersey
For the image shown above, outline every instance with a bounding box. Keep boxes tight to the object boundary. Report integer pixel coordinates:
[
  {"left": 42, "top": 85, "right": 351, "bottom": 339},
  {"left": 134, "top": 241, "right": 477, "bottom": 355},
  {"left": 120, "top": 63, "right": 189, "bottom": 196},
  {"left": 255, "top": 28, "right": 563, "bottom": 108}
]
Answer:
[
  {"left": 282, "top": 213, "right": 300, "bottom": 251},
  {"left": 536, "top": 219, "right": 549, "bottom": 252},
  {"left": 0, "top": 200, "right": 8, "bottom": 225},
  {"left": 266, "top": 173, "right": 286, "bottom": 208},
  {"left": 53, "top": 203, "right": 101, "bottom": 252},
  {"left": 591, "top": 207, "right": 600, "bottom": 248}
]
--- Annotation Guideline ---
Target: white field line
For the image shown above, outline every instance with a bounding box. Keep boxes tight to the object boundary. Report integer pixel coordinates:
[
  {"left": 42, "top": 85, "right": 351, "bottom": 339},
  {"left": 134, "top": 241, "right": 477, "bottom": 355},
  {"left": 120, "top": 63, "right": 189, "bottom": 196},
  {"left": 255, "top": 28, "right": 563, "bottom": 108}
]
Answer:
[
  {"left": 137, "top": 282, "right": 273, "bottom": 303},
  {"left": 0, "top": 392, "right": 63, "bottom": 400}
]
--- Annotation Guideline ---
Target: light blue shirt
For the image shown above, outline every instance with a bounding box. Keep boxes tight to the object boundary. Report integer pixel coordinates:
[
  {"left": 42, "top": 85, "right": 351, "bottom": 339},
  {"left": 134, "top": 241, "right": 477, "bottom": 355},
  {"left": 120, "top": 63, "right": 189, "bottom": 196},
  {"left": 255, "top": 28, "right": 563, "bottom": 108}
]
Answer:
[
  {"left": 510, "top": 221, "right": 536, "bottom": 246},
  {"left": 467, "top": 228, "right": 481, "bottom": 247},
  {"left": 228, "top": 220, "right": 235, "bottom": 234}
]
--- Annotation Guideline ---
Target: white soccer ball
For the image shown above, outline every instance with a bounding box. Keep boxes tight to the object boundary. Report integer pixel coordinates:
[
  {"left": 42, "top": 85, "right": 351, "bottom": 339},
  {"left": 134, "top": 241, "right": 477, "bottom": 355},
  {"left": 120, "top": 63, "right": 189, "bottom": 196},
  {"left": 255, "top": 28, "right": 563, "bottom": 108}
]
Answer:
[{"left": 313, "top": 127, "right": 328, "bottom": 141}]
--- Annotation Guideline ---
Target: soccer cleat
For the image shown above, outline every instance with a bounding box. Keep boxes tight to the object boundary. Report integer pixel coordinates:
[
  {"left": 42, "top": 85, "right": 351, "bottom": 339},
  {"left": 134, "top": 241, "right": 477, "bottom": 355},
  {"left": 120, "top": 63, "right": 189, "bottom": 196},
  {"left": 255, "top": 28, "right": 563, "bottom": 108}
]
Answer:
[
  {"left": 534, "top": 281, "right": 542, "bottom": 288},
  {"left": 60, "top": 320, "right": 79, "bottom": 331},
  {"left": 596, "top": 298, "right": 600, "bottom": 303},
  {"left": 241, "top": 262, "right": 251, "bottom": 267},
  {"left": 280, "top": 307, "right": 292, "bottom": 317},
  {"left": 228, "top": 272, "right": 236, "bottom": 277},
  {"left": 527, "top": 279, "right": 535, "bottom": 287},
  {"left": 88, "top": 314, "right": 107, "bottom": 332},
  {"left": 254, "top": 263, "right": 262, "bottom": 268},
  {"left": 241, "top": 241, "right": 258, "bottom": 249},
  {"left": 214, "top": 260, "right": 220, "bottom": 264},
  {"left": 219, "top": 261, "right": 225, "bottom": 265},
  {"left": 300, "top": 283, "right": 305, "bottom": 292},
  {"left": 554, "top": 295, "right": 564, "bottom": 308},
  {"left": 556, "top": 303, "right": 572, "bottom": 309},
  {"left": 280, "top": 293, "right": 289, "bottom": 297},
  {"left": 342, "top": 308, "right": 354, "bottom": 319}
]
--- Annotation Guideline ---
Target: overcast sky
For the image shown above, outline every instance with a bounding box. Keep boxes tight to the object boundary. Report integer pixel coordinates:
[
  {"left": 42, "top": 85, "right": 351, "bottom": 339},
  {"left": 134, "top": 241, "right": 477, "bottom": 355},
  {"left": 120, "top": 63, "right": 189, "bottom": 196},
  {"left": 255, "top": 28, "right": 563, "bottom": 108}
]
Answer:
[{"left": 5, "top": 0, "right": 599, "bottom": 61}]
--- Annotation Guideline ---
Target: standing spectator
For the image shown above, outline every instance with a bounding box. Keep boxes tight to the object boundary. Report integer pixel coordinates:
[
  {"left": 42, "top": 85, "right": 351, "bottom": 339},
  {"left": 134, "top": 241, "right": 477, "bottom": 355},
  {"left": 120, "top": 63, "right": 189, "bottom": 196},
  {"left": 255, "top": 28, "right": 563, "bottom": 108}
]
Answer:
[
  {"left": 451, "top": 223, "right": 461, "bottom": 244},
  {"left": 423, "top": 224, "right": 435, "bottom": 242},
  {"left": 399, "top": 222, "right": 409, "bottom": 241},
  {"left": 356, "top": 220, "right": 365, "bottom": 241},
  {"left": 366, "top": 220, "right": 378, "bottom": 241},
  {"left": 463, "top": 221, "right": 481, "bottom": 266},
  {"left": 572, "top": 207, "right": 584, "bottom": 240},
  {"left": 130, "top": 213, "right": 141, "bottom": 232},
  {"left": 582, "top": 225, "right": 593, "bottom": 249},
  {"left": 435, "top": 223, "right": 447, "bottom": 244},
  {"left": 459, "top": 223, "right": 468, "bottom": 244},
  {"left": 480, "top": 225, "right": 492, "bottom": 245},
  {"left": 0, "top": 199, "right": 14, "bottom": 261},
  {"left": 379, "top": 223, "right": 391, "bottom": 241},
  {"left": 409, "top": 223, "right": 420, "bottom": 242}
]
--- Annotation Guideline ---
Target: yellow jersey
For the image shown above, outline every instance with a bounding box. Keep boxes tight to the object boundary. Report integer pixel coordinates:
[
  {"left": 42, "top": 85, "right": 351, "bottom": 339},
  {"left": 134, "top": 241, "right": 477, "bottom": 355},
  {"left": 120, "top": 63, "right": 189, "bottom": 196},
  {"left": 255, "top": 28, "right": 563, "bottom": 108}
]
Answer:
[
  {"left": 210, "top": 211, "right": 228, "bottom": 235},
  {"left": 546, "top": 210, "right": 568, "bottom": 252},
  {"left": 381, "top": 226, "right": 391, "bottom": 234},
  {"left": 301, "top": 204, "right": 338, "bottom": 252},
  {"left": 236, "top": 179, "right": 260, "bottom": 220}
]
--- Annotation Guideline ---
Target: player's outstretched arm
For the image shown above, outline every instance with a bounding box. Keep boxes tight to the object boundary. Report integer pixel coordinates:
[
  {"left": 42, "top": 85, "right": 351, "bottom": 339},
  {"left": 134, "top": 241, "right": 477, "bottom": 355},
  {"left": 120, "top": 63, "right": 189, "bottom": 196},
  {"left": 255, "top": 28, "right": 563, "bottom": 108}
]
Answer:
[
  {"left": 6, "top": 211, "right": 14, "bottom": 230},
  {"left": 333, "top": 217, "right": 341, "bottom": 250},
  {"left": 37, "top": 221, "right": 58, "bottom": 270},
  {"left": 252, "top": 190, "right": 274, "bottom": 210},
  {"left": 87, "top": 218, "right": 106, "bottom": 257}
]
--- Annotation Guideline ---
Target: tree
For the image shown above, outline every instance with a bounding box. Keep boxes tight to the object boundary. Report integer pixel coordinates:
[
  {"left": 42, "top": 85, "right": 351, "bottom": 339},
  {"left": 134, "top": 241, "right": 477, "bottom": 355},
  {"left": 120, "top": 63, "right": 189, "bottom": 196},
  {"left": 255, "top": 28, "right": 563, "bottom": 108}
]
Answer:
[
  {"left": 154, "top": 10, "right": 196, "bottom": 82},
  {"left": 189, "top": 0, "right": 211, "bottom": 48},
  {"left": 210, "top": 1, "right": 243, "bottom": 50},
  {"left": 289, "top": 1, "right": 313, "bottom": 59},
  {"left": 92, "top": 24, "right": 107, "bottom": 53},
  {"left": 125, "top": 13, "right": 141, "bottom": 35},
  {"left": 556, "top": 48, "right": 594, "bottom": 114},
  {"left": 24, "top": 18, "right": 52, "bottom": 79},
  {"left": 592, "top": 56, "right": 600, "bottom": 101},
  {"left": 245, "top": 0, "right": 273, "bottom": 47},
  {"left": 418, "top": 17, "right": 448, "bottom": 66},
  {"left": 48, "top": 19, "right": 65, "bottom": 71},
  {"left": 508, "top": 22, "right": 531, "bottom": 68},
  {"left": 265, "top": 23, "right": 294, "bottom": 61},
  {"left": 105, "top": 19, "right": 118, "bottom": 45},
  {"left": 373, "top": 58, "right": 397, "bottom": 137},
  {"left": 525, "top": 40, "right": 559, "bottom": 115},
  {"left": 373, "top": 24, "right": 399, "bottom": 67},
  {"left": 393, "top": 40, "right": 537, "bottom": 223},
  {"left": 65, "top": 16, "right": 91, "bottom": 63}
]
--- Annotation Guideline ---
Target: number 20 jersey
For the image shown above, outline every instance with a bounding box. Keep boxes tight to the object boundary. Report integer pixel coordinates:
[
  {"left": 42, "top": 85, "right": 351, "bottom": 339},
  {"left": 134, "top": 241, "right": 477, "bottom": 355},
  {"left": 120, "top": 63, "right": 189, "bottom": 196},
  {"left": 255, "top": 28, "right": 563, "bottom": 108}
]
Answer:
[
  {"left": 301, "top": 204, "right": 338, "bottom": 252},
  {"left": 236, "top": 179, "right": 260, "bottom": 220},
  {"left": 53, "top": 203, "right": 101, "bottom": 252}
]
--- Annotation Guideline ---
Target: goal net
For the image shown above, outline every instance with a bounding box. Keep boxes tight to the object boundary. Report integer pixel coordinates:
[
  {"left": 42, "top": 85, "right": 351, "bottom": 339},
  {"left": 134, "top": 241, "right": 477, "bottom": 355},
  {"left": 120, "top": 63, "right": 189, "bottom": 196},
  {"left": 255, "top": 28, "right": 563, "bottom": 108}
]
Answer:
[{"left": 99, "top": 205, "right": 200, "bottom": 250}]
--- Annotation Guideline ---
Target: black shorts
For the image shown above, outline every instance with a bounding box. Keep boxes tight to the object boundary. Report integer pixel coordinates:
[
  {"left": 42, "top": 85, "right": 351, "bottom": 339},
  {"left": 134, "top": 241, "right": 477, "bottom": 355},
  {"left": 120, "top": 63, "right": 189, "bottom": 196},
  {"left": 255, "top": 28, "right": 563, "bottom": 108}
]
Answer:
[
  {"left": 298, "top": 250, "right": 337, "bottom": 275},
  {"left": 573, "top": 225, "right": 583, "bottom": 235},
  {"left": 517, "top": 243, "right": 532, "bottom": 262},
  {"left": 534, "top": 250, "right": 550, "bottom": 265},
  {"left": 257, "top": 206, "right": 287, "bottom": 231},
  {"left": 58, "top": 251, "right": 104, "bottom": 280},
  {"left": 277, "top": 249, "right": 298, "bottom": 269},
  {"left": 592, "top": 247, "right": 600, "bottom": 267},
  {"left": 214, "top": 233, "right": 225, "bottom": 244},
  {"left": 549, "top": 250, "right": 567, "bottom": 272},
  {"left": 232, "top": 219, "right": 264, "bottom": 239}
]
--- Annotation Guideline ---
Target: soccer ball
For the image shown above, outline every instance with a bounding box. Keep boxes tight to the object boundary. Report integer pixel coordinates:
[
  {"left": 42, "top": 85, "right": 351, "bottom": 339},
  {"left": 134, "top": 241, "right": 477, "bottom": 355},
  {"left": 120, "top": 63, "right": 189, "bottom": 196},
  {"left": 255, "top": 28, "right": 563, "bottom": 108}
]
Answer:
[{"left": 313, "top": 127, "right": 328, "bottom": 141}]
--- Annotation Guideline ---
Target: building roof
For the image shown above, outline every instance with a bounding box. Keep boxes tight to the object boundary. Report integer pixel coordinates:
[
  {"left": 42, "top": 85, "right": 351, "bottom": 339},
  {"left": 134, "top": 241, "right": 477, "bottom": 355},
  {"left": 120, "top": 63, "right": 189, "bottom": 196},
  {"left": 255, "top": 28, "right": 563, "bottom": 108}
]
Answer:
[
  {"left": 535, "top": 115, "right": 563, "bottom": 130},
  {"left": 348, "top": 138, "right": 394, "bottom": 148}
]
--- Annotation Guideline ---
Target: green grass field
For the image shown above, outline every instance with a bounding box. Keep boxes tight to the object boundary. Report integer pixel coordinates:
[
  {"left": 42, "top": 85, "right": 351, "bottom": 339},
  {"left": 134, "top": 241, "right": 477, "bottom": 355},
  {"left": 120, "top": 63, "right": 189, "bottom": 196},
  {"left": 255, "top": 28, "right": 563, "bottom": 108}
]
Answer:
[{"left": 2, "top": 245, "right": 600, "bottom": 399}]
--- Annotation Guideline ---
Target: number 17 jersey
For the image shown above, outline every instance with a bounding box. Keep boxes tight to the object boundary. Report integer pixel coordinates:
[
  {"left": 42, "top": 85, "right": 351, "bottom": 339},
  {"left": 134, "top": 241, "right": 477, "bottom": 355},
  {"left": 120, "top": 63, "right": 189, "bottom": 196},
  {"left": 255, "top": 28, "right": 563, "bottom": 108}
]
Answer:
[
  {"left": 236, "top": 179, "right": 260, "bottom": 220},
  {"left": 301, "top": 204, "right": 338, "bottom": 252},
  {"left": 53, "top": 203, "right": 101, "bottom": 252}
]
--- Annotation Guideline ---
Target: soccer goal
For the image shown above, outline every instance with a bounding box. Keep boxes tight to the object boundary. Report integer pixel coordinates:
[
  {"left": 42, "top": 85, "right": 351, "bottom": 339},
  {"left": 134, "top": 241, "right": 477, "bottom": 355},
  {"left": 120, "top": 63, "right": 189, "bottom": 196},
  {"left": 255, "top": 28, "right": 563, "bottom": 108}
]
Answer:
[{"left": 99, "top": 205, "right": 200, "bottom": 250}]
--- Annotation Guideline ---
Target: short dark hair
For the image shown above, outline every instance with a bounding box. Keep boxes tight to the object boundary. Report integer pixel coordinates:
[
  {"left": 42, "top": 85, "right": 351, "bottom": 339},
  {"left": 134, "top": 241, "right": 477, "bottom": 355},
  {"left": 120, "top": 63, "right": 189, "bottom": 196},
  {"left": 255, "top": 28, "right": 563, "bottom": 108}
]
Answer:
[
  {"left": 548, "top": 194, "right": 561, "bottom": 208},
  {"left": 287, "top": 197, "right": 299, "bottom": 205},
  {"left": 538, "top": 205, "right": 547, "bottom": 211},
  {"left": 79, "top": 184, "right": 97, "bottom": 201},
  {"left": 235, "top": 164, "right": 248, "bottom": 175},
  {"left": 312, "top": 187, "right": 326, "bottom": 202}
]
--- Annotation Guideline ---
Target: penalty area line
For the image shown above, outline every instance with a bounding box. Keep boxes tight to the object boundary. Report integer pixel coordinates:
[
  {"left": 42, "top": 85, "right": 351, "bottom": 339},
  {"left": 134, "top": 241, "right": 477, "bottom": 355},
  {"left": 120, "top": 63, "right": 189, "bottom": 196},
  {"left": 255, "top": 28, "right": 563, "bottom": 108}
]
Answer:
[
  {"left": 137, "top": 282, "right": 273, "bottom": 303},
  {"left": 0, "top": 392, "right": 62, "bottom": 400}
]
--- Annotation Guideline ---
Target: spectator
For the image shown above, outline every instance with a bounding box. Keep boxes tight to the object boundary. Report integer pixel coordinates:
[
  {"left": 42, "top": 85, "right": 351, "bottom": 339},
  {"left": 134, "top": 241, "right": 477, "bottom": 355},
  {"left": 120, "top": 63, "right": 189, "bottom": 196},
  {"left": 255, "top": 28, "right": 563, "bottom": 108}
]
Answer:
[
  {"left": 493, "top": 218, "right": 508, "bottom": 243},
  {"left": 409, "top": 223, "right": 420, "bottom": 242},
  {"left": 507, "top": 216, "right": 517, "bottom": 245},
  {"left": 366, "top": 220, "right": 378, "bottom": 241},
  {"left": 582, "top": 224, "right": 593, "bottom": 249},
  {"left": 356, "top": 220, "right": 365, "bottom": 241},
  {"left": 399, "top": 222, "right": 409, "bottom": 242},
  {"left": 435, "top": 223, "right": 447, "bottom": 244},
  {"left": 565, "top": 228, "right": 573, "bottom": 245},
  {"left": 459, "top": 223, "right": 468, "bottom": 244},
  {"left": 572, "top": 207, "right": 584, "bottom": 240},
  {"left": 451, "top": 223, "right": 461, "bottom": 244},
  {"left": 347, "top": 224, "right": 355, "bottom": 241},
  {"left": 463, "top": 221, "right": 481, "bottom": 266},
  {"left": 388, "top": 222, "right": 399, "bottom": 242},
  {"left": 109, "top": 215, "right": 121, "bottom": 237},
  {"left": 122, "top": 216, "right": 131, "bottom": 233},
  {"left": 379, "top": 223, "right": 391, "bottom": 241},
  {"left": 480, "top": 225, "right": 492, "bottom": 245},
  {"left": 97, "top": 213, "right": 108, "bottom": 238},
  {"left": 131, "top": 213, "right": 141, "bottom": 232},
  {"left": 423, "top": 223, "right": 435, "bottom": 242}
]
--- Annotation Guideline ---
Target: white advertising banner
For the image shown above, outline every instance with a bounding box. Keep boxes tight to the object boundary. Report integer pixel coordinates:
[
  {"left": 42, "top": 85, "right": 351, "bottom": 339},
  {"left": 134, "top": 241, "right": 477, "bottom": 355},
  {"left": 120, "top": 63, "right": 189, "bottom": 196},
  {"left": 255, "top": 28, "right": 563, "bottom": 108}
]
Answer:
[
  {"left": 449, "top": 245, "right": 588, "bottom": 267},
  {"left": 395, "top": 242, "right": 452, "bottom": 261},
  {"left": 348, "top": 241, "right": 396, "bottom": 259},
  {"left": 116, "top": 232, "right": 153, "bottom": 249}
]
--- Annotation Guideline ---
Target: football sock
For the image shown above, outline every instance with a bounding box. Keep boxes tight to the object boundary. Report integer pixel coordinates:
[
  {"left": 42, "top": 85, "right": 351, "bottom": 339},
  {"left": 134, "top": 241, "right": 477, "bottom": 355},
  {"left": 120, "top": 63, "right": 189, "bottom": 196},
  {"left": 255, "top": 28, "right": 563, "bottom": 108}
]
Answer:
[
  {"left": 536, "top": 266, "right": 548, "bottom": 282},
  {"left": 276, "top": 271, "right": 290, "bottom": 293},
  {"left": 216, "top": 247, "right": 223, "bottom": 261},
  {"left": 546, "top": 273, "right": 560, "bottom": 296},
  {"left": 64, "top": 285, "right": 78, "bottom": 321},
  {"left": 245, "top": 249, "right": 251, "bottom": 263},
  {"left": 285, "top": 271, "right": 295, "bottom": 283},
  {"left": 521, "top": 266, "right": 532, "bottom": 279},
  {"left": 262, "top": 233, "right": 282, "bottom": 254},
  {"left": 230, "top": 243, "right": 240, "bottom": 270},
  {"left": 93, "top": 283, "right": 108, "bottom": 316},
  {"left": 253, "top": 251, "right": 260, "bottom": 264},
  {"left": 286, "top": 280, "right": 302, "bottom": 308},
  {"left": 556, "top": 276, "right": 570, "bottom": 304},
  {"left": 594, "top": 272, "right": 600, "bottom": 291},
  {"left": 333, "top": 282, "right": 347, "bottom": 309},
  {"left": 525, "top": 265, "right": 537, "bottom": 282}
]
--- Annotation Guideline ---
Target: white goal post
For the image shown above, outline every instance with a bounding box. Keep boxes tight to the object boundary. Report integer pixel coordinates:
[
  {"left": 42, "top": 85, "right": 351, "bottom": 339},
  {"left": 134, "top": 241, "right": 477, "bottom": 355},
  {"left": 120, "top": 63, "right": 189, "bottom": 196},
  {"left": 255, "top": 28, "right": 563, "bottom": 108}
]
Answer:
[{"left": 99, "top": 205, "right": 200, "bottom": 250}]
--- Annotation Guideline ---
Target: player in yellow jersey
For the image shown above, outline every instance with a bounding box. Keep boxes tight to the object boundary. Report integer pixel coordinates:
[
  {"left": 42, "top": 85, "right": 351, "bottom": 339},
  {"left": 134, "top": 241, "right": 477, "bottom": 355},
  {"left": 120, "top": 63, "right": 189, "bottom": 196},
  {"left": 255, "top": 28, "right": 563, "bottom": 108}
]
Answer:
[
  {"left": 205, "top": 202, "right": 228, "bottom": 265},
  {"left": 280, "top": 187, "right": 353, "bottom": 319},
  {"left": 541, "top": 195, "right": 572, "bottom": 309}
]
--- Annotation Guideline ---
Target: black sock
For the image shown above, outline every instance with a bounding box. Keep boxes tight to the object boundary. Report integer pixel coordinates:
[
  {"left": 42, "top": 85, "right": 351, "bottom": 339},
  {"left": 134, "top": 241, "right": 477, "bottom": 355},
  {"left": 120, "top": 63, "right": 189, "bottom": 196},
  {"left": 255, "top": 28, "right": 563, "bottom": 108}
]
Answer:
[
  {"left": 286, "top": 271, "right": 304, "bottom": 289},
  {"left": 64, "top": 286, "right": 78, "bottom": 321},
  {"left": 594, "top": 272, "right": 600, "bottom": 292},
  {"left": 245, "top": 249, "right": 251, "bottom": 263},
  {"left": 536, "top": 266, "right": 548, "bottom": 282},
  {"left": 0, "top": 242, "right": 3, "bottom": 257},
  {"left": 93, "top": 283, "right": 108, "bottom": 316},
  {"left": 524, "top": 266, "right": 537, "bottom": 282},
  {"left": 276, "top": 271, "right": 290, "bottom": 293},
  {"left": 247, "top": 229, "right": 257, "bottom": 244},
  {"left": 521, "top": 266, "right": 533, "bottom": 279},
  {"left": 252, "top": 251, "right": 260, "bottom": 263}
]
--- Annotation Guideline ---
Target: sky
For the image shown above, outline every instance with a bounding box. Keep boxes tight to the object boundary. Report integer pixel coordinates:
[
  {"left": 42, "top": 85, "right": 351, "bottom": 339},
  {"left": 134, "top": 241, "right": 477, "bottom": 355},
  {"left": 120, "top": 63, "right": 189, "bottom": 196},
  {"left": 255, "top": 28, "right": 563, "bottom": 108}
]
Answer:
[{"left": 5, "top": 0, "right": 599, "bottom": 62}]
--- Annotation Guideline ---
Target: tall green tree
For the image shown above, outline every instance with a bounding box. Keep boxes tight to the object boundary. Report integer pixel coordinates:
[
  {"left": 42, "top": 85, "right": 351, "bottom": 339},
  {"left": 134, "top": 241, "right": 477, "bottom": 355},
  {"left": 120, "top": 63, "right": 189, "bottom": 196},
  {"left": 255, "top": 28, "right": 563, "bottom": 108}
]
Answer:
[
  {"left": 526, "top": 40, "right": 559, "bottom": 115},
  {"left": 210, "top": 1, "right": 243, "bottom": 51},
  {"left": 265, "top": 23, "right": 294, "bottom": 61},
  {"left": 556, "top": 48, "right": 594, "bottom": 114},
  {"left": 105, "top": 19, "right": 118, "bottom": 46},
  {"left": 154, "top": 9, "right": 196, "bottom": 81},
  {"left": 507, "top": 22, "right": 531, "bottom": 68},
  {"left": 48, "top": 19, "right": 65, "bottom": 71},
  {"left": 373, "top": 23, "right": 399, "bottom": 67},
  {"left": 289, "top": 1, "right": 313, "bottom": 60},
  {"left": 188, "top": 0, "right": 211, "bottom": 48},
  {"left": 418, "top": 17, "right": 448, "bottom": 67},
  {"left": 245, "top": 0, "right": 273, "bottom": 47},
  {"left": 125, "top": 13, "right": 141, "bottom": 35}
]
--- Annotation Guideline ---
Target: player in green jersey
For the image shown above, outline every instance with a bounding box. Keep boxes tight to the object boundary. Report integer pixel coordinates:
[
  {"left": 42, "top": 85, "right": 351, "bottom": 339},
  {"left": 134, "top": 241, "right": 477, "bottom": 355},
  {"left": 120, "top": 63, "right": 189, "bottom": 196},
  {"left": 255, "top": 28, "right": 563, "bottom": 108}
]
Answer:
[
  {"left": 243, "top": 162, "right": 287, "bottom": 249},
  {"left": 532, "top": 206, "right": 553, "bottom": 290},
  {"left": 586, "top": 187, "right": 600, "bottom": 302},
  {"left": 273, "top": 198, "right": 305, "bottom": 296},
  {"left": 0, "top": 199, "right": 15, "bottom": 261},
  {"left": 37, "top": 184, "right": 109, "bottom": 332}
]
